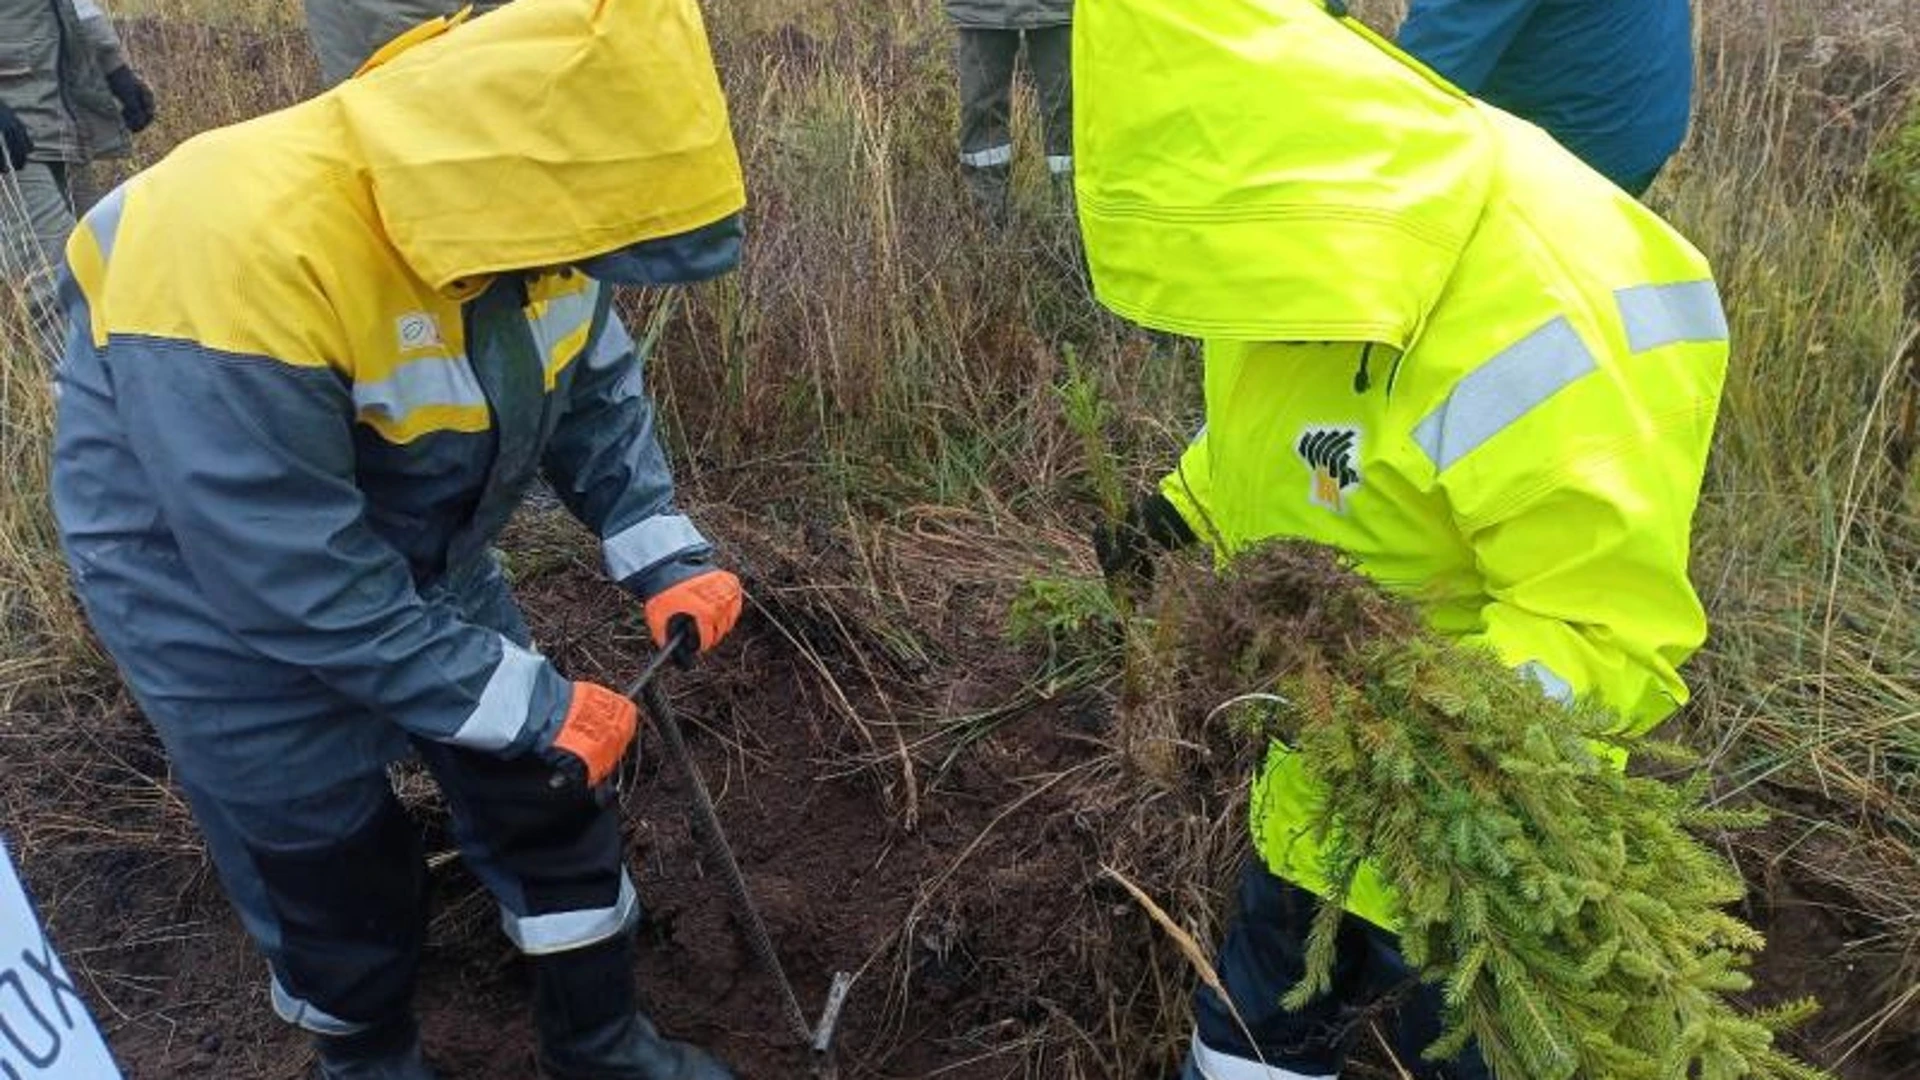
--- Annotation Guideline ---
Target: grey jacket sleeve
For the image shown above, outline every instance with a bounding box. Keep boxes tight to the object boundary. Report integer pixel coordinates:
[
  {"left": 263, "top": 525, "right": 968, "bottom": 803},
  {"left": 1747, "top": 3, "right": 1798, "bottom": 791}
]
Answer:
[
  {"left": 542, "top": 302, "right": 713, "bottom": 598},
  {"left": 69, "top": 0, "right": 127, "bottom": 73},
  {"left": 106, "top": 336, "right": 574, "bottom": 755}
]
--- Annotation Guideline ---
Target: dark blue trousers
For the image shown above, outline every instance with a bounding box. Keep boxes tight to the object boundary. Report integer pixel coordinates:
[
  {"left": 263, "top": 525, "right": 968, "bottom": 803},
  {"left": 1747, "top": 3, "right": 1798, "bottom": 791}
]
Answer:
[{"left": 1180, "top": 859, "right": 1492, "bottom": 1080}]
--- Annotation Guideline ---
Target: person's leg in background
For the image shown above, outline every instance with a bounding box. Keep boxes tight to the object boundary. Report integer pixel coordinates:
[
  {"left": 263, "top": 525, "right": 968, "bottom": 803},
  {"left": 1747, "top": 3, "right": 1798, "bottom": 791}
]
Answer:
[
  {"left": 955, "top": 27, "right": 1021, "bottom": 222},
  {"left": 1023, "top": 24, "right": 1074, "bottom": 200},
  {"left": 0, "top": 161, "right": 78, "bottom": 363},
  {"left": 183, "top": 772, "right": 435, "bottom": 1080}
]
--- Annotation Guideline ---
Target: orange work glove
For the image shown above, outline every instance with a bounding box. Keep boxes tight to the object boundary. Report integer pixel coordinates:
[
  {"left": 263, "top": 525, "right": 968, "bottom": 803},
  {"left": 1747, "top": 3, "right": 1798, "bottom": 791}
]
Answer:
[
  {"left": 643, "top": 569, "right": 743, "bottom": 659},
  {"left": 551, "top": 681, "right": 639, "bottom": 788}
]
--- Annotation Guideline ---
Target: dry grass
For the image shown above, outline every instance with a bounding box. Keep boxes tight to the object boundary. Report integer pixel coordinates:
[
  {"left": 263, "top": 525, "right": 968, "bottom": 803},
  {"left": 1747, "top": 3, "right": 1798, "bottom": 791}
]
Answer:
[{"left": 0, "top": 0, "right": 1915, "bottom": 1075}]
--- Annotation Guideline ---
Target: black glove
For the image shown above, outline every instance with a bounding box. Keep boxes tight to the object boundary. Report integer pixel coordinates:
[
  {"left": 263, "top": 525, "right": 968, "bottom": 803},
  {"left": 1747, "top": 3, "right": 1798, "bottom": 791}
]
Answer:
[
  {"left": 0, "top": 101, "right": 32, "bottom": 172},
  {"left": 105, "top": 67, "right": 155, "bottom": 133},
  {"left": 1091, "top": 491, "right": 1197, "bottom": 591}
]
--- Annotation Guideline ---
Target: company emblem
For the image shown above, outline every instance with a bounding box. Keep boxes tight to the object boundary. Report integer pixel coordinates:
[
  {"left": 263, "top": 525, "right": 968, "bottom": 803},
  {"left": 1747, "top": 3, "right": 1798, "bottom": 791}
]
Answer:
[
  {"left": 396, "top": 312, "right": 443, "bottom": 352},
  {"left": 1297, "top": 426, "right": 1361, "bottom": 513}
]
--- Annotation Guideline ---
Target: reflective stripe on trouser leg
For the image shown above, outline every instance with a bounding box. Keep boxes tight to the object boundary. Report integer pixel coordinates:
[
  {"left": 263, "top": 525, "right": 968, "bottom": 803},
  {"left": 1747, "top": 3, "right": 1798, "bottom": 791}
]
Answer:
[
  {"left": 960, "top": 144, "right": 1013, "bottom": 168},
  {"left": 505, "top": 869, "right": 640, "bottom": 954},
  {"left": 1047, "top": 155, "right": 1074, "bottom": 175},
  {"left": 1187, "top": 1033, "right": 1337, "bottom": 1080},
  {"left": 271, "top": 975, "right": 372, "bottom": 1037},
  {"left": 412, "top": 740, "right": 633, "bottom": 956}
]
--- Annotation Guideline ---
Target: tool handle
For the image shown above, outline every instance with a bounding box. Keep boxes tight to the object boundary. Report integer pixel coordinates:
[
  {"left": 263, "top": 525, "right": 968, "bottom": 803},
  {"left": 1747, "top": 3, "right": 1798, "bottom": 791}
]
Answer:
[{"left": 546, "top": 629, "right": 689, "bottom": 793}]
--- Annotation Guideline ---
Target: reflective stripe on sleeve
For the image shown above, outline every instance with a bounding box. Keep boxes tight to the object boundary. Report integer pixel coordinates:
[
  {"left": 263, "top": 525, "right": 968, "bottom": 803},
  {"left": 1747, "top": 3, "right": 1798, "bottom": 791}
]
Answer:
[
  {"left": 501, "top": 870, "right": 639, "bottom": 955},
  {"left": 529, "top": 286, "right": 600, "bottom": 383},
  {"left": 1616, "top": 280, "right": 1728, "bottom": 354},
  {"left": 84, "top": 184, "right": 129, "bottom": 262},
  {"left": 449, "top": 637, "right": 546, "bottom": 751},
  {"left": 1046, "top": 154, "right": 1074, "bottom": 175},
  {"left": 1189, "top": 1033, "right": 1337, "bottom": 1080},
  {"left": 352, "top": 355, "right": 487, "bottom": 424},
  {"left": 270, "top": 975, "right": 371, "bottom": 1036},
  {"left": 1412, "top": 316, "right": 1597, "bottom": 473},
  {"left": 1520, "top": 660, "right": 1575, "bottom": 705},
  {"left": 960, "top": 143, "right": 1014, "bottom": 168},
  {"left": 603, "top": 513, "right": 707, "bottom": 583}
]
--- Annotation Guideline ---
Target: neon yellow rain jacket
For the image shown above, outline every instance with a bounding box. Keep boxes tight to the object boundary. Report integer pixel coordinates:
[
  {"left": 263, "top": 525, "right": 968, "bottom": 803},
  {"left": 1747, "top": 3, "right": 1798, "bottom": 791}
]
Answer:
[
  {"left": 1076, "top": 0, "right": 1730, "bottom": 929},
  {"left": 52, "top": 0, "right": 745, "bottom": 803}
]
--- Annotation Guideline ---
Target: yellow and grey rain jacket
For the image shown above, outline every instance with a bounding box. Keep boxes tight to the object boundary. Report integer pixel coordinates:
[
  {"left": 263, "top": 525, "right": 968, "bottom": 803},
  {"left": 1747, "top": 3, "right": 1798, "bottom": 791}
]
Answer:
[
  {"left": 51, "top": 0, "right": 744, "bottom": 802},
  {"left": 1077, "top": 0, "right": 1730, "bottom": 929}
]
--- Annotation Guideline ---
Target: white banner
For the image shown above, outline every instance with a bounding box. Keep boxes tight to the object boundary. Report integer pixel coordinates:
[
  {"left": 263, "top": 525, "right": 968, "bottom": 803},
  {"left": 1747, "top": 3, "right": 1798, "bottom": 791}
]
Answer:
[{"left": 0, "top": 841, "right": 122, "bottom": 1079}]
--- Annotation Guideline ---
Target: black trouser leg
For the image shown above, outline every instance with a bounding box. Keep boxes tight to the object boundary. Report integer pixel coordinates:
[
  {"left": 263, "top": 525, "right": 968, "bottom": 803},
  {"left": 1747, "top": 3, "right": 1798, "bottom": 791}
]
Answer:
[
  {"left": 1181, "top": 859, "right": 1493, "bottom": 1079},
  {"left": 184, "top": 774, "right": 427, "bottom": 1036},
  {"left": 1023, "top": 24, "right": 1073, "bottom": 179},
  {"left": 412, "top": 739, "right": 633, "bottom": 955},
  {"left": 955, "top": 27, "right": 1021, "bottom": 215}
]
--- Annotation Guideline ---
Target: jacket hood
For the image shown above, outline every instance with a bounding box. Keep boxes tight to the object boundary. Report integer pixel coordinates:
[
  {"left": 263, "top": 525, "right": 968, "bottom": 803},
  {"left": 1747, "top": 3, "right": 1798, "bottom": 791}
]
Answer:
[
  {"left": 333, "top": 0, "right": 746, "bottom": 292},
  {"left": 1074, "top": 0, "right": 1493, "bottom": 345}
]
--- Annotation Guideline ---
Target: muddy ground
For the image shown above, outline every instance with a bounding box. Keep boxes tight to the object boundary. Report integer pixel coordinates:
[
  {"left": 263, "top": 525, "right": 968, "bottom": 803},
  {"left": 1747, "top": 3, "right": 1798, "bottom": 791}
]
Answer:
[{"left": 6, "top": 505, "right": 1916, "bottom": 1079}]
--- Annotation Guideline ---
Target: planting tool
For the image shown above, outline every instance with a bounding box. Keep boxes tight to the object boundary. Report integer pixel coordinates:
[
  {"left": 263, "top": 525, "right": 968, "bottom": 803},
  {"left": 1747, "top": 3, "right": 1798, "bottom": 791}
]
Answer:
[{"left": 563, "top": 628, "right": 856, "bottom": 1071}]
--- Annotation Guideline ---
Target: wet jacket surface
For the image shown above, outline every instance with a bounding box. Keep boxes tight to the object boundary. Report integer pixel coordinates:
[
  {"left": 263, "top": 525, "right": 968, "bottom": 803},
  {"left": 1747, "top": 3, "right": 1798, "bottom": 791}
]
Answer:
[
  {"left": 944, "top": 0, "right": 1071, "bottom": 31},
  {"left": 52, "top": 0, "right": 745, "bottom": 803},
  {"left": 1076, "top": 0, "right": 1728, "bottom": 929},
  {"left": 0, "top": 0, "right": 130, "bottom": 163},
  {"left": 1399, "top": 0, "right": 1694, "bottom": 188}
]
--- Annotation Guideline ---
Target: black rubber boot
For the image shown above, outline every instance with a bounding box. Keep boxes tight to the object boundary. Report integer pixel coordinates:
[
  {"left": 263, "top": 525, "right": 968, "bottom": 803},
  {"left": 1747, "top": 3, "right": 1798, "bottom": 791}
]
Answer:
[
  {"left": 313, "top": 1019, "right": 436, "bottom": 1080},
  {"left": 533, "top": 934, "right": 736, "bottom": 1080}
]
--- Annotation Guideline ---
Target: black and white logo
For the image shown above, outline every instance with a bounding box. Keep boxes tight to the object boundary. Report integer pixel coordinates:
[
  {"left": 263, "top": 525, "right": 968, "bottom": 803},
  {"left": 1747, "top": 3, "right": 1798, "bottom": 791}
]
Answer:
[{"left": 1297, "top": 426, "right": 1361, "bottom": 513}]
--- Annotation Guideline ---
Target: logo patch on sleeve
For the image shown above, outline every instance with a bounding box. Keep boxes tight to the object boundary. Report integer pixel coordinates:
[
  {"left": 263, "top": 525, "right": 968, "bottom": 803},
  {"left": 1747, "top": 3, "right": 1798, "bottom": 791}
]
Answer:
[{"left": 1297, "top": 426, "right": 1361, "bottom": 513}]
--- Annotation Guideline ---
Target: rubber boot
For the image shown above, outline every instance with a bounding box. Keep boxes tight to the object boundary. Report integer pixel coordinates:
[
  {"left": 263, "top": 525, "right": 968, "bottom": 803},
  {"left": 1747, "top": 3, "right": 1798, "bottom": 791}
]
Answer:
[
  {"left": 533, "top": 934, "right": 736, "bottom": 1080},
  {"left": 313, "top": 1019, "right": 437, "bottom": 1080}
]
